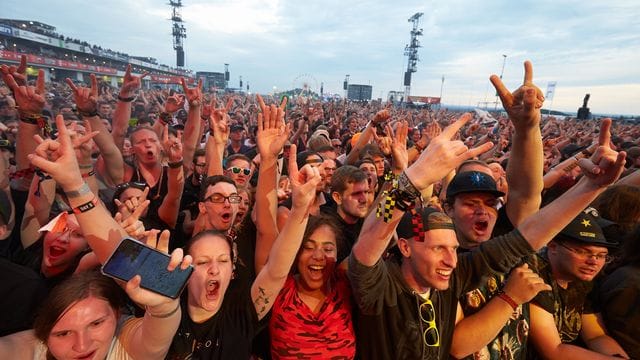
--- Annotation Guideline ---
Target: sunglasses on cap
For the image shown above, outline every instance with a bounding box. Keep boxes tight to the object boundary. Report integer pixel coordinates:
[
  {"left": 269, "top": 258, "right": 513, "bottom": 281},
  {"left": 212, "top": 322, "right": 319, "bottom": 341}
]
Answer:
[{"left": 228, "top": 166, "right": 251, "bottom": 176}]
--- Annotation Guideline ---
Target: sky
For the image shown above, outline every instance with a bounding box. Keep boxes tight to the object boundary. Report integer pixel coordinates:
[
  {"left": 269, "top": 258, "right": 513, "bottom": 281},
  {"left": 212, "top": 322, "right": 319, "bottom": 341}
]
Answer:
[{"left": 4, "top": 0, "right": 640, "bottom": 115}]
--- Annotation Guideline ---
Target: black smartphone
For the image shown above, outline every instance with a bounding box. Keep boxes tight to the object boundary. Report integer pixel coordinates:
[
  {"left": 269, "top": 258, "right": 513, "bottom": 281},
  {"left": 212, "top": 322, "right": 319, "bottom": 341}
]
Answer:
[{"left": 102, "top": 237, "right": 193, "bottom": 299}]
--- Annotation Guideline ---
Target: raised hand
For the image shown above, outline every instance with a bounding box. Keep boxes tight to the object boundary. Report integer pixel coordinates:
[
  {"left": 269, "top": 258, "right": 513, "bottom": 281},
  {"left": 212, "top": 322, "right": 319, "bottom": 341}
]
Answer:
[
  {"left": 404, "top": 113, "right": 494, "bottom": 190},
  {"left": 577, "top": 118, "right": 626, "bottom": 187},
  {"left": 66, "top": 74, "right": 98, "bottom": 115},
  {"left": 115, "top": 198, "right": 149, "bottom": 240},
  {"left": 208, "top": 95, "right": 232, "bottom": 146},
  {"left": 180, "top": 77, "right": 203, "bottom": 108},
  {"left": 28, "top": 115, "right": 83, "bottom": 191},
  {"left": 125, "top": 230, "right": 192, "bottom": 309},
  {"left": 114, "top": 186, "right": 150, "bottom": 220},
  {"left": 373, "top": 108, "right": 391, "bottom": 124},
  {"left": 491, "top": 61, "right": 544, "bottom": 129},
  {"left": 162, "top": 124, "right": 183, "bottom": 162},
  {"left": 502, "top": 263, "right": 551, "bottom": 307},
  {"left": 164, "top": 94, "right": 186, "bottom": 114},
  {"left": 372, "top": 127, "right": 392, "bottom": 156},
  {"left": 4, "top": 69, "right": 45, "bottom": 115},
  {"left": 389, "top": 121, "right": 409, "bottom": 172},
  {"left": 0, "top": 54, "right": 28, "bottom": 87},
  {"left": 68, "top": 120, "right": 99, "bottom": 164},
  {"left": 120, "top": 64, "right": 149, "bottom": 98},
  {"left": 287, "top": 144, "right": 321, "bottom": 211},
  {"left": 256, "top": 94, "right": 290, "bottom": 161}
]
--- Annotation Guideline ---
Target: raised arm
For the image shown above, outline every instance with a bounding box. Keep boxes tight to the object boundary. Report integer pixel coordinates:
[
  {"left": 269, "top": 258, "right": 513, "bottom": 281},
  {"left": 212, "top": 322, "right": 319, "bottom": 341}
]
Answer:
[
  {"left": 66, "top": 74, "right": 124, "bottom": 185},
  {"left": 28, "top": 115, "right": 127, "bottom": 262},
  {"left": 253, "top": 94, "right": 290, "bottom": 273},
  {"left": 158, "top": 125, "right": 185, "bottom": 228},
  {"left": 120, "top": 230, "right": 192, "bottom": 359},
  {"left": 352, "top": 113, "right": 494, "bottom": 266},
  {"left": 491, "top": 61, "right": 544, "bottom": 226},
  {"left": 1, "top": 63, "right": 44, "bottom": 186},
  {"left": 112, "top": 65, "right": 148, "bottom": 151},
  {"left": 251, "top": 148, "right": 321, "bottom": 320},
  {"left": 206, "top": 97, "right": 233, "bottom": 177},
  {"left": 517, "top": 119, "right": 625, "bottom": 251},
  {"left": 180, "top": 78, "right": 203, "bottom": 168}
]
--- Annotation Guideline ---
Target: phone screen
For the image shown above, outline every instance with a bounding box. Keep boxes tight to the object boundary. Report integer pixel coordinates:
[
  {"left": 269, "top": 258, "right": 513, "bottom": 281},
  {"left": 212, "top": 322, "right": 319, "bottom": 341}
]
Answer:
[{"left": 102, "top": 238, "right": 193, "bottom": 299}]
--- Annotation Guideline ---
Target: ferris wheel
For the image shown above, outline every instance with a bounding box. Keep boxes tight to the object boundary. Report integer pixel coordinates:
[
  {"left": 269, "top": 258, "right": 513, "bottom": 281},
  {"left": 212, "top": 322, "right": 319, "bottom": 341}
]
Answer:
[{"left": 291, "top": 73, "right": 319, "bottom": 98}]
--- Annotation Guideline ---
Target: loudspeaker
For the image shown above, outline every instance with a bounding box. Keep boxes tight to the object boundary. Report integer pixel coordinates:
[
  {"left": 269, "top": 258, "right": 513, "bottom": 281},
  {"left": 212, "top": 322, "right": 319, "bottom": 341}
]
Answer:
[
  {"left": 176, "top": 49, "right": 185, "bottom": 67},
  {"left": 404, "top": 71, "right": 412, "bottom": 86}
]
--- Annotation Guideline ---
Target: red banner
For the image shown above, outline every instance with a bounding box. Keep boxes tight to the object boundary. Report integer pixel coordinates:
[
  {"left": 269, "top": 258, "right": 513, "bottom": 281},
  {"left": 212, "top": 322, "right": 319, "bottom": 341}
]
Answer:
[{"left": 1, "top": 50, "right": 118, "bottom": 75}]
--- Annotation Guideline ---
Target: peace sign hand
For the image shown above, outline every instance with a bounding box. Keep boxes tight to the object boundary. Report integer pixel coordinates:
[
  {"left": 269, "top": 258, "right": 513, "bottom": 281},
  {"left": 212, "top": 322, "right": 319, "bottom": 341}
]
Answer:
[
  {"left": 491, "top": 61, "right": 544, "bottom": 129},
  {"left": 404, "top": 113, "right": 494, "bottom": 191}
]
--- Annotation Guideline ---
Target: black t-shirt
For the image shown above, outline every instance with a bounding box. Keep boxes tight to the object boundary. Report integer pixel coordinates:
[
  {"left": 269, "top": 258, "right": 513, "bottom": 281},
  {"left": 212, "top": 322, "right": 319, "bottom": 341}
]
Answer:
[
  {"left": 319, "top": 204, "right": 363, "bottom": 263},
  {"left": 0, "top": 258, "right": 48, "bottom": 336},
  {"left": 167, "top": 283, "right": 261, "bottom": 360}
]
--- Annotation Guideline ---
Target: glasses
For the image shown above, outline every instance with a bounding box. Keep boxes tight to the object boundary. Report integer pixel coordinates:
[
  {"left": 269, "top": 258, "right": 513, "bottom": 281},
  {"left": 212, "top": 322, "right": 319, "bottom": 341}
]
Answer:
[
  {"left": 557, "top": 242, "right": 613, "bottom": 263},
  {"left": 115, "top": 181, "right": 147, "bottom": 192},
  {"left": 205, "top": 193, "right": 242, "bottom": 204},
  {"left": 419, "top": 299, "right": 440, "bottom": 347},
  {"left": 228, "top": 166, "right": 251, "bottom": 176},
  {"left": 194, "top": 163, "right": 207, "bottom": 168}
]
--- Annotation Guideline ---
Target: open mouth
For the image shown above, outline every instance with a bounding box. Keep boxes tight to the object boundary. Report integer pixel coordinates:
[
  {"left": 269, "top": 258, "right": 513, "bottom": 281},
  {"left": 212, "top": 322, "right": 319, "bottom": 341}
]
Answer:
[
  {"left": 473, "top": 221, "right": 489, "bottom": 233},
  {"left": 220, "top": 213, "right": 232, "bottom": 222},
  {"left": 207, "top": 280, "right": 220, "bottom": 299},
  {"left": 49, "top": 245, "right": 66, "bottom": 258}
]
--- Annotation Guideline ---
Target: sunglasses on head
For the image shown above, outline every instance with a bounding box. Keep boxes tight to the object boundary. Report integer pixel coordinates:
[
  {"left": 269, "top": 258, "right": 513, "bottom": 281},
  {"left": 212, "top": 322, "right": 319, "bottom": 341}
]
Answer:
[
  {"left": 228, "top": 166, "right": 251, "bottom": 176},
  {"left": 115, "top": 181, "right": 147, "bottom": 192}
]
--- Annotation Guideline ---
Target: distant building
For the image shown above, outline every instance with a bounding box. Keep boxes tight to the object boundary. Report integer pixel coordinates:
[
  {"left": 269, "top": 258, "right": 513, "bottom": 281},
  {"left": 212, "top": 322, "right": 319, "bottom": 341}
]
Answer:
[
  {"left": 347, "top": 84, "right": 372, "bottom": 101},
  {"left": 196, "top": 71, "right": 226, "bottom": 90}
]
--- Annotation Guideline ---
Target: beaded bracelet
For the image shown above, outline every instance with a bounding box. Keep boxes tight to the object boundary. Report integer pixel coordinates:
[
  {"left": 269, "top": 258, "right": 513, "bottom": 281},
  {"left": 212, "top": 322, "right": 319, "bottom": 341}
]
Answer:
[{"left": 145, "top": 303, "right": 180, "bottom": 318}]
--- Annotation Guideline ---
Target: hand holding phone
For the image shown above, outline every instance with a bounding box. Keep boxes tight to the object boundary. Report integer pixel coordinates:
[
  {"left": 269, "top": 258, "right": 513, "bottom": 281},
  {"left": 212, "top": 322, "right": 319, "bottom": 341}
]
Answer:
[{"left": 102, "top": 232, "right": 193, "bottom": 300}]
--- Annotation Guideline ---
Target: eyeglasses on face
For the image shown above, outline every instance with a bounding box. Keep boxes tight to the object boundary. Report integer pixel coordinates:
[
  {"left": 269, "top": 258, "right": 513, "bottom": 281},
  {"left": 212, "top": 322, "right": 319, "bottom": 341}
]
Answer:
[
  {"left": 557, "top": 242, "right": 613, "bottom": 263},
  {"left": 194, "top": 163, "right": 207, "bottom": 168},
  {"left": 419, "top": 298, "right": 440, "bottom": 347},
  {"left": 205, "top": 193, "right": 242, "bottom": 204},
  {"left": 228, "top": 166, "right": 251, "bottom": 176}
]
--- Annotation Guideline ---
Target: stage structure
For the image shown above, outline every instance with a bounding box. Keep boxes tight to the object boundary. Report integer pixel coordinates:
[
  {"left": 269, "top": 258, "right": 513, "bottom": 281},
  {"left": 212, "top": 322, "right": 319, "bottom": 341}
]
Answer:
[
  {"left": 169, "top": 0, "right": 187, "bottom": 67},
  {"left": 403, "top": 12, "right": 423, "bottom": 101}
]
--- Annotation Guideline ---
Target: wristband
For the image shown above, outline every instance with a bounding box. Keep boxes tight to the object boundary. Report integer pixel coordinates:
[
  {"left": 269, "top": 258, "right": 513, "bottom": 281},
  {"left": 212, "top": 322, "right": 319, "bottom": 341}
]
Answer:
[
  {"left": 72, "top": 196, "right": 99, "bottom": 214},
  {"left": 581, "top": 149, "right": 593, "bottom": 157},
  {"left": 397, "top": 171, "right": 421, "bottom": 200},
  {"left": 78, "top": 163, "right": 94, "bottom": 169},
  {"left": 82, "top": 170, "right": 96, "bottom": 178},
  {"left": 79, "top": 109, "right": 99, "bottom": 118},
  {"left": 159, "top": 112, "right": 171, "bottom": 125},
  {"left": 65, "top": 183, "right": 92, "bottom": 198},
  {"left": 168, "top": 159, "right": 184, "bottom": 169},
  {"left": 145, "top": 303, "right": 180, "bottom": 318},
  {"left": 496, "top": 290, "right": 518, "bottom": 311},
  {"left": 118, "top": 94, "right": 136, "bottom": 102}
]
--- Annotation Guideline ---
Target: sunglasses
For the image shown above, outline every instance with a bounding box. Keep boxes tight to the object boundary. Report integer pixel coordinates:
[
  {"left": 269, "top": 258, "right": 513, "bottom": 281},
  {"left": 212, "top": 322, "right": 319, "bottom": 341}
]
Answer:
[
  {"left": 115, "top": 181, "right": 147, "bottom": 192},
  {"left": 419, "top": 299, "right": 440, "bottom": 347},
  {"left": 205, "top": 193, "right": 242, "bottom": 204},
  {"left": 228, "top": 166, "right": 251, "bottom": 176}
]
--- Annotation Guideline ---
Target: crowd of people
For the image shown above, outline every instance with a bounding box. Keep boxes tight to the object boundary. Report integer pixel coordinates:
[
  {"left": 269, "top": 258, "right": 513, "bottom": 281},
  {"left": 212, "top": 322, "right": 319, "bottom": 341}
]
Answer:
[{"left": 0, "top": 55, "right": 638, "bottom": 360}]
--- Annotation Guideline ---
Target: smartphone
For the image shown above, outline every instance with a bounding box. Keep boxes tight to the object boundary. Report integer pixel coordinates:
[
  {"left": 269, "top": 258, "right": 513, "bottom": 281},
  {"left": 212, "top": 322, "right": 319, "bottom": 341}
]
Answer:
[{"left": 102, "top": 237, "right": 193, "bottom": 299}]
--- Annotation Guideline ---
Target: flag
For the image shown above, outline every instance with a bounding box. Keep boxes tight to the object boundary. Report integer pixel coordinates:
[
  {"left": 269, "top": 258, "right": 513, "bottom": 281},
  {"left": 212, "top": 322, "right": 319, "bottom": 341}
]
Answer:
[{"left": 545, "top": 82, "right": 557, "bottom": 101}]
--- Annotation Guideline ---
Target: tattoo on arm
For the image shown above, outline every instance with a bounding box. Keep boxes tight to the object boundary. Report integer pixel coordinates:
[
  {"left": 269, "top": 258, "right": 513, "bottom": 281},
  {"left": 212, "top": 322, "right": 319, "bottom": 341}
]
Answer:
[{"left": 254, "top": 286, "right": 270, "bottom": 316}]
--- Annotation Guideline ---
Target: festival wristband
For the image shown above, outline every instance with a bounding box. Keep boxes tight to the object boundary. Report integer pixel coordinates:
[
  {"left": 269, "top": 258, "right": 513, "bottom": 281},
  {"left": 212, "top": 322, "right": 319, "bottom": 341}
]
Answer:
[
  {"left": 118, "top": 94, "right": 136, "bottom": 102},
  {"left": 72, "top": 196, "right": 99, "bottom": 214},
  {"left": 496, "top": 291, "right": 518, "bottom": 311},
  {"left": 65, "top": 183, "right": 92, "bottom": 198}
]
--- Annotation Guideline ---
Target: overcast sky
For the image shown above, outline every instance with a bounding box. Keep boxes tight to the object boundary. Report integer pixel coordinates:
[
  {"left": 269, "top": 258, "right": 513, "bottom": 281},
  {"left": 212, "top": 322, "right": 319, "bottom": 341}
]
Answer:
[{"left": 4, "top": 0, "right": 640, "bottom": 115}]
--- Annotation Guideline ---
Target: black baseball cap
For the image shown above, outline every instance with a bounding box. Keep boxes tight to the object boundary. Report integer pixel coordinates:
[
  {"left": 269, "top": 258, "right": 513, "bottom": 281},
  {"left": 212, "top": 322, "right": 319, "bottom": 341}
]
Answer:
[
  {"left": 557, "top": 209, "right": 619, "bottom": 248},
  {"left": 446, "top": 171, "right": 504, "bottom": 200},
  {"left": 230, "top": 124, "right": 244, "bottom": 132}
]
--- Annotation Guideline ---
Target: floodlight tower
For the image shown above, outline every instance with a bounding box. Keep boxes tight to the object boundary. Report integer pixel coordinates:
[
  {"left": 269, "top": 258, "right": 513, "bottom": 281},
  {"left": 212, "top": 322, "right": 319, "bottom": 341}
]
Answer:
[
  {"left": 169, "top": 0, "right": 187, "bottom": 67},
  {"left": 403, "top": 12, "right": 423, "bottom": 102}
]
